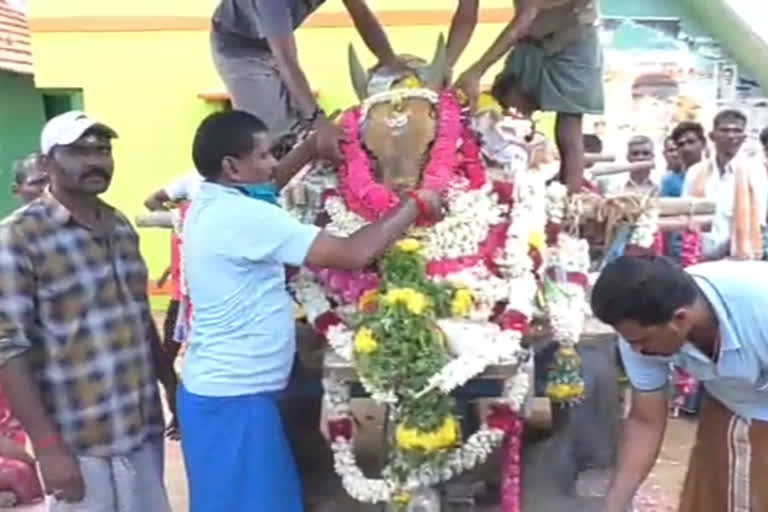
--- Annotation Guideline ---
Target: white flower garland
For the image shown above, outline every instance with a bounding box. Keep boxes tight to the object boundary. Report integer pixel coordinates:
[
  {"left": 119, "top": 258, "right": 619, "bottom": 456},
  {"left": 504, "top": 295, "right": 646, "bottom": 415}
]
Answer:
[
  {"left": 629, "top": 207, "right": 660, "bottom": 248},
  {"left": 418, "top": 183, "right": 507, "bottom": 260},
  {"left": 544, "top": 233, "right": 591, "bottom": 346},
  {"left": 325, "top": 195, "right": 369, "bottom": 237},
  {"left": 545, "top": 181, "right": 568, "bottom": 225},
  {"left": 323, "top": 363, "right": 531, "bottom": 503},
  {"left": 290, "top": 269, "right": 332, "bottom": 324},
  {"left": 417, "top": 319, "right": 529, "bottom": 396}
]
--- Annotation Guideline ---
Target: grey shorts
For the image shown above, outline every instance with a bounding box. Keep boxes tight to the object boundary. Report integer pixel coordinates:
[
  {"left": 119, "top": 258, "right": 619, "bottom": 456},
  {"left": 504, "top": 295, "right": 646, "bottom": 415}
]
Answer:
[{"left": 210, "top": 33, "right": 302, "bottom": 139}]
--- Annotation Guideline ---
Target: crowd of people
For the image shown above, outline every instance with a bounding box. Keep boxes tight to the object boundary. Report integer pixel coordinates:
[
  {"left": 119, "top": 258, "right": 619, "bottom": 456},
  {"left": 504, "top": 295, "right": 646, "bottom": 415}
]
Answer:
[{"left": 0, "top": 1, "right": 766, "bottom": 512}]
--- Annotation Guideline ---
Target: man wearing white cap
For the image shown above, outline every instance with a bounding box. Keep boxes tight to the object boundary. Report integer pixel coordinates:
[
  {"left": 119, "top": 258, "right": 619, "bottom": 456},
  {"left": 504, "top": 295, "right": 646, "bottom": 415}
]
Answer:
[{"left": 0, "top": 111, "right": 172, "bottom": 510}]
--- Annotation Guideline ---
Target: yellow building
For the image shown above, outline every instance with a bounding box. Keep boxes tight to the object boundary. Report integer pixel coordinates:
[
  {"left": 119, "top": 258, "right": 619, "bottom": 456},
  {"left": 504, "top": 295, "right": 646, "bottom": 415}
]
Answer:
[{"left": 29, "top": 1, "right": 516, "bottom": 287}]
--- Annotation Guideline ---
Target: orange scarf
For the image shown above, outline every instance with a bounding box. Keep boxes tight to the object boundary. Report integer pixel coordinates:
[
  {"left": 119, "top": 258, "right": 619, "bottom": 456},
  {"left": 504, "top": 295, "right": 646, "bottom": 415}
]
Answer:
[{"left": 688, "top": 158, "right": 763, "bottom": 259}]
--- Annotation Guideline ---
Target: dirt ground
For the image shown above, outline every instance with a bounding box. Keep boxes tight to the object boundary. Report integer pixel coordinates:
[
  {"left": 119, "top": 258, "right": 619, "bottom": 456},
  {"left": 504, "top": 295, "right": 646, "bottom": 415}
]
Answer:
[{"left": 153, "top": 409, "right": 699, "bottom": 512}]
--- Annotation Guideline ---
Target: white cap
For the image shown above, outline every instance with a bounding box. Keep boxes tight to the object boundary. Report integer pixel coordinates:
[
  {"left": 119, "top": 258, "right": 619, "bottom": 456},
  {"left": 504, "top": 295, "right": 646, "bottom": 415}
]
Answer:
[{"left": 40, "top": 111, "right": 118, "bottom": 155}]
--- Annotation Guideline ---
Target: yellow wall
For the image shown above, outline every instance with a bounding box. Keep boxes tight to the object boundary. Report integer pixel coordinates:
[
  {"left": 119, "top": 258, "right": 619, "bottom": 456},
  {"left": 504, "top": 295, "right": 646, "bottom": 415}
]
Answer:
[{"left": 29, "top": 1, "right": 515, "bottom": 280}]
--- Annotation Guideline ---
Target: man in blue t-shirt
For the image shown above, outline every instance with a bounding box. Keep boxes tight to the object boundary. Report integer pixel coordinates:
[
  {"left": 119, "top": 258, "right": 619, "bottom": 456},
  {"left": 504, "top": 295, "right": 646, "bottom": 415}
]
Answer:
[
  {"left": 591, "top": 256, "right": 768, "bottom": 512},
  {"left": 178, "top": 110, "right": 446, "bottom": 511},
  {"left": 659, "top": 136, "right": 684, "bottom": 198}
]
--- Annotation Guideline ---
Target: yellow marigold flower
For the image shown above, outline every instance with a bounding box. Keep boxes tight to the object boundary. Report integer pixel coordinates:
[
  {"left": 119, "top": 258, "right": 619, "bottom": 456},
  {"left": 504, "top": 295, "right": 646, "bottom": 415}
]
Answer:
[
  {"left": 383, "top": 288, "right": 429, "bottom": 315},
  {"left": 354, "top": 327, "right": 379, "bottom": 354},
  {"left": 358, "top": 289, "right": 378, "bottom": 313},
  {"left": 451, "top": 288, "right": 474, "bottom": 317},
  {"left": 395, "top": 416, "right": 459, "bottom": 453},
  {"left": 546, "top": 382, "right": 585, "bottom": 402},
  {"left": 393, "top": 493, "right": 411, "bottom": 505},
  {"left": 477, "top": 92, "right": 502, "bottom": 114},
  {"left": 528, "top": 230, "right": 546, "bottom": 253},
  {"left": 395, "top": 238, "right": 422, "bottom": 253},
  {"left": 393, "top": 75, "right": 421, "bottom": 89}
]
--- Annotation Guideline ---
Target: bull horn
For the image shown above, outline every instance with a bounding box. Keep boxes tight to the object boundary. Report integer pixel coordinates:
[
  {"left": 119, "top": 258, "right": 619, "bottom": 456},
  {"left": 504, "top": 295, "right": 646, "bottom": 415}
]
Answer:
[
  {"left": 422, "top": 33, "right": 448, "bottom": 90},
  {"left": 348, "top": 44, "right": 368, "bottom": 101}
]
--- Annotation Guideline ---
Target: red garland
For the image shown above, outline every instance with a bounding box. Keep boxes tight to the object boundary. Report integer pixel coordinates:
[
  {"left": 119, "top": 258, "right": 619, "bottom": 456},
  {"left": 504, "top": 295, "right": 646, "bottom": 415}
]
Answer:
[
  {"left": 327, "top": 418, "right": 353, "bottom": 442},
  {"left": 545, "top": 221, "right": 562, "bottom": 246},
  {"left": 314, "top": 311, "right": 343, "bottom": 338},
  {"left": 497, "top": 310, "right": 530, "bottom": 334},
  {"left": 488, "top": 404, "right": 524, "bottom": 512},
  {"left": 680, "top": 228, "right": 702, "bottom": 268},
  {"left": 425, "top": 223, "right": 510, "bottom": 278},
  {"left": 338, "top": 90, "right": 463, "bottom": 222},
  {"left": 459, "top": 126, "right": 487, "bottom": 190}
]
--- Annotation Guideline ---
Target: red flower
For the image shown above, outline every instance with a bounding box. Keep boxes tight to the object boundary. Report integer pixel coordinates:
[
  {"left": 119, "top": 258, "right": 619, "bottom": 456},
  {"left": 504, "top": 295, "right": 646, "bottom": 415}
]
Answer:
[
  {"left": 487, "top": 404, "right": 522, "bottom": 434},
  {"left": 314, "top": 311, "right": 343, "bottom": 338},
  {"left": 328, "top": 418, "right": 353, "bottom": 441},
  {"left": 545, "top": 221, "right": 561, "bottom": 246},
  {"left": 566, "top": 272, "right": 588, "bottom": 289},
  {"left": 492, "top": 181, "right": 515, "bottom": 206},
  {"left": 498, "top": 310, "right": 529, "bottom": 334}
]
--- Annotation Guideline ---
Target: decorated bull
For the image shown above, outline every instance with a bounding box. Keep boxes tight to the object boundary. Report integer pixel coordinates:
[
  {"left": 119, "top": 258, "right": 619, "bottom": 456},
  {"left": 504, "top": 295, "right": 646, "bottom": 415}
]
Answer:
[{"left": 283, "top": 36, "right": 630, "bottom": 511}]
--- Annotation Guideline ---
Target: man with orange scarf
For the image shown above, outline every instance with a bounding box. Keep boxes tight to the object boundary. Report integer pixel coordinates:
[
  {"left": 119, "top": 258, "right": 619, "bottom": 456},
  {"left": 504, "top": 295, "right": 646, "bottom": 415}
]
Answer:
[{"left": 682, "top": 110, "right": 767, "bottom": 260}]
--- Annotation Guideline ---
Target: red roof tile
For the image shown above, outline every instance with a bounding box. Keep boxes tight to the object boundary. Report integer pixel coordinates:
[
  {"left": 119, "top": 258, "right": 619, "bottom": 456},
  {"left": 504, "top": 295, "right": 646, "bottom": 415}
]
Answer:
[{"left": 0, "top": 0, "right": 32, "bottom": 75}]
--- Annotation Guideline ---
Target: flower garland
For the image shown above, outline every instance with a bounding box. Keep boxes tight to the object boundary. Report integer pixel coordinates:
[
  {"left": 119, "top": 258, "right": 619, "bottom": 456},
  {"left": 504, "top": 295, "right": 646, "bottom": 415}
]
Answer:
[
  {"left": 338, "top": 90, "right": 462, "bottom": 221},
  {"left": 316, "top": 241, "right": 531, "bottom": 508},
  {"left": 542, "top": 232, "right": 591, "bottom": 404},
  {"left": 290, "top": 88, "right": 561, "bottom": 511}
]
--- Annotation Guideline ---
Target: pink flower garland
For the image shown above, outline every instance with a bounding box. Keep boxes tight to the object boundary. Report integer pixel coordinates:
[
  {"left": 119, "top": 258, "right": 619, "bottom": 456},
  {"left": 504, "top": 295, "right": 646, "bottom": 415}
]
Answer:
[
  {"left": 313, "top": 268, "right": 380, "bottom": 305},
  {"left": 338, "top": 90, "right": 463, "bottom": 221},
  {"left": 459, "top": 125, "right": 487, "bottom": 190},
  {"left": 489, "top": 405, "right": 523, "bottom": 512}
]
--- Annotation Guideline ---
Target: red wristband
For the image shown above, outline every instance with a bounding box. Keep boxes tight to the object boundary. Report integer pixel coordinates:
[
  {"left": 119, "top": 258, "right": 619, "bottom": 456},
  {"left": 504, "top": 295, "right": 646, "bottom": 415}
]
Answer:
[
  {"left": 34, "top": 433, "right": 61, "bottom": 453},
  {"left": 405, "top": 191, "right": 432, "bottom": 221}
]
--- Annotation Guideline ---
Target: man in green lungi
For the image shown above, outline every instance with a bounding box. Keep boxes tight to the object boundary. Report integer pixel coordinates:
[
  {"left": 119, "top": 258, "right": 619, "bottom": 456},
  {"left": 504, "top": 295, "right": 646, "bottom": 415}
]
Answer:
[{"left": 452, "top": 0, "right": 604, "bottom": 194}]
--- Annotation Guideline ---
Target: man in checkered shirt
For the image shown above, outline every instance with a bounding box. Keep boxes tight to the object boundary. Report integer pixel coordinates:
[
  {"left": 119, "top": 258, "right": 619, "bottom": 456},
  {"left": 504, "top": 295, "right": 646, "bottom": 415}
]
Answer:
[{"left": 0, "top": 111, "right": 172, "bottom": 510}]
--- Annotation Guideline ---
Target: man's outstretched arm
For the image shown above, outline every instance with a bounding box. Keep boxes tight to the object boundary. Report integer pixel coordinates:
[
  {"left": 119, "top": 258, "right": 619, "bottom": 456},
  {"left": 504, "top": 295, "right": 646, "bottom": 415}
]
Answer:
[
  {"left": 446, "top": 0, "right": 479, "bottom": 70},
  {"left": 603, "top": 389, "right": 668, "bottom": 512}
]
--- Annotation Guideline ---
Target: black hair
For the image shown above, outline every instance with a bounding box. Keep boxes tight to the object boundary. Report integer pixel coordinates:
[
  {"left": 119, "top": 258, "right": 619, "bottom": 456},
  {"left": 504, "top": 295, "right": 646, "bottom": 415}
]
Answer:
[
  {"left": 712, "top": 109, "right": 747, "bottom": 129},
  {"left": 591, "top": 255, "right": 698, "bottom": 326},
  {"left": 583, "top": 134, "right": 603, "bottom": 154},
  {"left": 670, "top": 121, "right": 705, "bottom": 144},
  {"left": 627, "top": 135, "right": 654, "bottom": 148},
  {"left": 192, "top": 110, "right": 268, "bottom": 179},
  {"left": 12, "top": 152, "right": 41, "bottom": 185},
  {"left": 760, "top": 126, "right": 768, "bottom": 147}
]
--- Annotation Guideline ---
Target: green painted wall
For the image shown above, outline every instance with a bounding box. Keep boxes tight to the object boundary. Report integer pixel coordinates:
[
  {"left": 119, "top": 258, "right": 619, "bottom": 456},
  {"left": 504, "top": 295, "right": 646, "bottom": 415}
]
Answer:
[{"left": 0, "top": 71, "right": 46, "bottom": 216}]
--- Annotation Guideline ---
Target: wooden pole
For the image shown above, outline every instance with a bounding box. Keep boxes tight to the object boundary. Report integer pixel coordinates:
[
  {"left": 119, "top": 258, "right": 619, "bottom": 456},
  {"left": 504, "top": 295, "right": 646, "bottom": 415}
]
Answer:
[
  {"left": 584, "top": 153, "right": 616, "bottom": 165},
  {"left": 589, "top": 161, "right": 653, "bottom": 177},
  {"left": 657, "top": 215, "right": 713, "bottom": 231},
  {"left": 135, "top": 211, "right": 173, "bottom": 228}
]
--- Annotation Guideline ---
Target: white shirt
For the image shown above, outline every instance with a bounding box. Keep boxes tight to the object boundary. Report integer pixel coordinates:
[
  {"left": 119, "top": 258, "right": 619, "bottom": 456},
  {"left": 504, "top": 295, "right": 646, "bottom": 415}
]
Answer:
[
  {"left": 164, "top": 172, "right": 203, "bottom": 202},
  {"left": 682, "top": 156, "right": 767, "bottom": 259}
]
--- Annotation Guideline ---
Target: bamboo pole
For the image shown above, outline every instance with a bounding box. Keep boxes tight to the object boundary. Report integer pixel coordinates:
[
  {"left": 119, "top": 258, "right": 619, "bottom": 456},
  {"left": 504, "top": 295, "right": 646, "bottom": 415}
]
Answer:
[
  {"left": 657, "top": 215, "right": 713, "bottom": 232},
  {"left": 589, "top": 161, "right": 653, "bottom": 177},
  {"left": 135, "top": 211, "right": 173, "bottom": 228},
  {"left": 584, "top": 153, "right": 616, "bottom": 165}
]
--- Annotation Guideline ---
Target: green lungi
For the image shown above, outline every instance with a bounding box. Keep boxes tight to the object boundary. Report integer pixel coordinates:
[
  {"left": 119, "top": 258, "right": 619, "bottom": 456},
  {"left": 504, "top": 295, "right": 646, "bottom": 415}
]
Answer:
[{"left": 497, "top": 25, "right": 604, "bottom": 115}]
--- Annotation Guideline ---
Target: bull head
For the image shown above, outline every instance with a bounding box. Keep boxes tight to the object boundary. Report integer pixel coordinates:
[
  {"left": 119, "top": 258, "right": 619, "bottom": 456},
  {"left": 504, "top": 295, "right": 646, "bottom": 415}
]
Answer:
[{"left": 347, "top": 36, "right": 448, "bottom": 191}]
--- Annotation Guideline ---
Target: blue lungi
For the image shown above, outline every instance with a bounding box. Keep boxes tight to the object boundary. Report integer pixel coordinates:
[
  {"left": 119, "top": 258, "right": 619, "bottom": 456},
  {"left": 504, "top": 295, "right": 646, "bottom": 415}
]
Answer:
[{"left": 178, "top": 385, "right": 304, "bottom": 512}]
